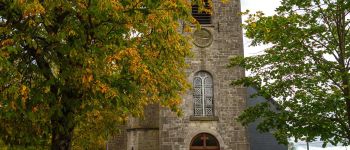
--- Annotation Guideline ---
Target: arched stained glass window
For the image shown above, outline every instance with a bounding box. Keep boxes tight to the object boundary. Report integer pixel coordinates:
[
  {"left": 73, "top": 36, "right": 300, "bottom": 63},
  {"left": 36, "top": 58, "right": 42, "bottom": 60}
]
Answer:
[{"left": 193, "top": 71, "right": 213, "bottom": 116}]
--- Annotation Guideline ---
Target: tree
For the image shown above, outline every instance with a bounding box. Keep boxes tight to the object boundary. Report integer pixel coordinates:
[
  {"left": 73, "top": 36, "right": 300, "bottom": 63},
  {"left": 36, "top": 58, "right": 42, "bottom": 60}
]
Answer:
[
  {"left": 231, "top": 0, "right": 350, "bottom": 147},
  {"left": 0, "top": 0, "right": 196, "bottom": 149}
]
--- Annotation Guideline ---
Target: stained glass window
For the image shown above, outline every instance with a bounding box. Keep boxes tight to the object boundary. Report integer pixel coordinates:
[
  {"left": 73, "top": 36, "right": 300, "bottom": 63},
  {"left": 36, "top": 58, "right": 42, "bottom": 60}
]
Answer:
[{"left": 193, "top": 71, "right": 213, "bottom": 116}]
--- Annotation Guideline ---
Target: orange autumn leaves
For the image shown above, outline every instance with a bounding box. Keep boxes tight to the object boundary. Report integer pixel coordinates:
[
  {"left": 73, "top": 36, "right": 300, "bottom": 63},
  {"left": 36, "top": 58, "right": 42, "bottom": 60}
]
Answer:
[{"left": 105, "top": 45, "right": 187, "bottom": 110}]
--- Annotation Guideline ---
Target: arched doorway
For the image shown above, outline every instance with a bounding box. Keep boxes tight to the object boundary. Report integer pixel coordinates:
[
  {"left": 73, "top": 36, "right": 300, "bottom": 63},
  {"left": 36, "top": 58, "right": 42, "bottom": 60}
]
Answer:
[{"left": 190, "top": 133, "right": 220, "bottom": 150}]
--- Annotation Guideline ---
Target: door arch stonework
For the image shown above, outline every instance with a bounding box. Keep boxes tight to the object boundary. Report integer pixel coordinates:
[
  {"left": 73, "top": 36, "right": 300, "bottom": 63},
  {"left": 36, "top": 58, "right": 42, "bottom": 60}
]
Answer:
[
  {"left": 184, "top": 129, "right": 225, "bottom": 150},
  {"left": 190, "top": 133, "right": 220, "bottom": 150}
]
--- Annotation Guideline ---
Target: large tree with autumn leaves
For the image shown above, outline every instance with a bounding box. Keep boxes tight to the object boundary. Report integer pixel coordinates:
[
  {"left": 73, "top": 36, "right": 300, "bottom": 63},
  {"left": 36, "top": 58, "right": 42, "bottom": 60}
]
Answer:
[{"left": 0, "top": 0, "right": 199, "bottom": 149}]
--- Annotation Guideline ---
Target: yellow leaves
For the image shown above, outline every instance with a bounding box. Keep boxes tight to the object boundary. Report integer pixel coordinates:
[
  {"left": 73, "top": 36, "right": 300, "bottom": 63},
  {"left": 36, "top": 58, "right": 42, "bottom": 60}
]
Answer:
[
  {"left": 171, "top": 22, "right": 179, "bottom": 30},
  {"left": 73, "top": 108, "right": 128, "bottom": 149},
  {"left": 123, "top": 48, "right": 142, "bottom": 74},
  {"left": 111, "top": 47, "right": 142, "bottom": 74},
  {"left": 20, "top": 85, "right": 29, "bottom": 109},
  {"left": 89, "top": 110, "right": 102, "bottom": 121},
  {"left": 148, "top": 14, "right": 157, "bottom": 21},
  {"left": 28, "top": 19, "right": 36, "bottom": 27},
  {"left": 31, "top": 106, "right": 38, "bottom": 113},
  {"left": 251, "top": 22, "right": 257, "bottom": 28},
  {"left": 43, "top": 86, "right": 50, "bottom": 94},
  {"left": 15, "top": 0, "right": 25, "bottom": 5},
  {"left": 117, "top": 114, "right": 128, "bottom": 123},
  {"left": 125, "top": 22, "right": 133, "bottom": 29},
  {"left": 82, "top": 74, "right": 94, "bottom": 85},
  {"left": 10, "top": 101, "right": 16, "bottom": 110},
  {"left": 82, "top": 68, "right": 94, "bottom": 88},
  {"left": 144, "top": 50, "right": 160, "bottom": 60},
  {"left": 23, "top": 1, "right": 46, "bottom": 18},
  {"left": 0, "top": 50, "right": 10, "bottom": 60},
  {"left": 14, "top": 85, "right": 30, "bottom": 110},
  {"left": 77, "top": 0, "right": 87, "bottom": 9},
  {"left": 85, "top": 74, "right": 94, "bottom": 82},
  {"left": 266, "top": 28, "right": 271, "bottom": 33},
  {"left": 97, "top": 0, "right": 124, "bottom": 11},
  {"left": 1, "top": 39, "right": 14, "bottom": 48},
  {"left": 168, "top": 97, "right": 182, "bottom": 106},
  {"left": 183, "top": 24, "right": 192, "bottom": 33},
  {"left": 221, "top": 0, "right": 230, "bottom": 4},
  {"left": 99, "top": 83, "right": 109, "bottom": 94},
  {"left": 110, "top": 0, "right": 123, "bottom": 11},
  {"left": 20, "top": 85, "right": 28, "bottom": 97},
  {"left": 68, "top": 29, "right": 77, "bottom": 36},
  {"left": 112, "top": 5, "right": 123, "bottom": 11},
  {"left": 139, "top": 66, "right": 151, "bottom": 81},
  {"left": 91, "top": 80, "right": 115, "bottom": 99}
]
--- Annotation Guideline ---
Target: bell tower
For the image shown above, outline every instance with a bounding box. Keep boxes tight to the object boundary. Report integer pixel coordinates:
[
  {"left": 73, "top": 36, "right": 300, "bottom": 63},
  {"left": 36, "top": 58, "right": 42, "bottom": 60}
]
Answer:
[{"left": 159, "top": 0, "right": 249, "bottom": 149}]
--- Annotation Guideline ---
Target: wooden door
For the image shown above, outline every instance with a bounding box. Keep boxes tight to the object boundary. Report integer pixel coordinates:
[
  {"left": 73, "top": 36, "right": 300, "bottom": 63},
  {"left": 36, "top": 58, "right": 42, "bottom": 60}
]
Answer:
[{"left": 190, "top": 133, "right": 219, "bottom": 150}]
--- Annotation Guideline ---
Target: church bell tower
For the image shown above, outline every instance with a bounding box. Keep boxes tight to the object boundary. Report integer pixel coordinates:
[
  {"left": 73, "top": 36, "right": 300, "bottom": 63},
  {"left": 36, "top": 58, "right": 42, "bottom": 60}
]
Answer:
[{"left": 159, "top": 0, "right": 249, "bottom": 149}]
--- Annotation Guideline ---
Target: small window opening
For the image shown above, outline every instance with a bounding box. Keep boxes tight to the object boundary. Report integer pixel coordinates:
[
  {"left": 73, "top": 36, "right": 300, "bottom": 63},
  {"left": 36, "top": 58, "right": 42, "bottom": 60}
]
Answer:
[{"left": 192, "top": 0, "right": 212, "bottom": 24}]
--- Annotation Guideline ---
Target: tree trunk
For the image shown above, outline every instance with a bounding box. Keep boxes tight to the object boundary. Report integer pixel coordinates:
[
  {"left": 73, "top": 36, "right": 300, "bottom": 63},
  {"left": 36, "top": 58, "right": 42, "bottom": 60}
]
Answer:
[
  {"left": 335, "top": 0, "right": 350, "bottom": 142},
  {"left": 51, "top": 110, "right": 74, "bottom": 150},
  {"left": 50, "top": 104, "right": 75, "bottom": 150},
  {"left": 51, "top": 125, "right": 74, "bottom": 150}
]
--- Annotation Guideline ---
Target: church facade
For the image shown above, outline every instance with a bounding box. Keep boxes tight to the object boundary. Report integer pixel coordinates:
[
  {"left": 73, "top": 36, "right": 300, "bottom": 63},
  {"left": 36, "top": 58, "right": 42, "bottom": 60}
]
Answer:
[{"left": 108, "top": 0, "right": 251, "bottom": 149}]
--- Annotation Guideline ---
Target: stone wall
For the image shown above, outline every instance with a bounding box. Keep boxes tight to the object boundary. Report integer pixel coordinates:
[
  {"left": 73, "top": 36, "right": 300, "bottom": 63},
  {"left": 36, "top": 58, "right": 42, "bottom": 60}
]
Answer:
[
  {"left": 107, "top": 126, "right": 127, "bottom": 150},
  {"left": 128, "top": 104, "right": 159, "bottom": 129},
  {"left": 127, "top": 104, "right": 160, "bottom": 150},
  {"left": 126, "top": 129, "right": 159, "bottom": 150},
  {"left": 109, "top": 104, "right": 160, "bottom": 150}
]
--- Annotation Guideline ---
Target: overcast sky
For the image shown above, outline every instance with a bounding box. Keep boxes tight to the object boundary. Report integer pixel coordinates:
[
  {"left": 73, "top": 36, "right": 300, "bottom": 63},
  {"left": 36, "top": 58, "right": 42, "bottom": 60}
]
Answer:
[
  {"left": 241, "top": 0, "right": 281, "bottom": 57},
  {"left": 240, "top": 1, "right": 350, "bottom": 150}
]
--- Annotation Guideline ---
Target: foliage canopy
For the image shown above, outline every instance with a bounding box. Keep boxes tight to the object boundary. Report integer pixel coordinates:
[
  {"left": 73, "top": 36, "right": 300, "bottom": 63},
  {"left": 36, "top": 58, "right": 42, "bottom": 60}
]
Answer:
[
  {"left": 0, "top": 0, "right": 196, "bottom": 149},
  {"left": 232, "top": 0, "right": 350, "bottom": 147}
]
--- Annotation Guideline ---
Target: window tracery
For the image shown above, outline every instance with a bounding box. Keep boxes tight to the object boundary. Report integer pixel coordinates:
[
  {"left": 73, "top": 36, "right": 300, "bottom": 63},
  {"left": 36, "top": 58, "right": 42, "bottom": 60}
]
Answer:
[{"left": 193, "top": 71, "right": 213, "bottom": 116}]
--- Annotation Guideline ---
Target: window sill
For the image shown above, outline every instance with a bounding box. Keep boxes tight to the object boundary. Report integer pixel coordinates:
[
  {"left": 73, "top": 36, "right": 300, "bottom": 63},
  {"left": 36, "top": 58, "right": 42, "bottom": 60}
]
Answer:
[
  {"left": 190, "top": 116, "right": 219, "bottom": 121},
  {"left": 190, "top": 24, "right": 215, "bottom": 28}
]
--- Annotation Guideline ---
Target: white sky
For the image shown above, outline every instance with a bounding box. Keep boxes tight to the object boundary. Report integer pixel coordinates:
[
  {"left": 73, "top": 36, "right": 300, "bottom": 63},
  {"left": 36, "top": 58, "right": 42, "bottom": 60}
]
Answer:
[
  {"left": 241, "top": 0, "right": 281, "bottom": 57},
  {"left": 240, "top": 0, "right": 350, "bottom": 150}
]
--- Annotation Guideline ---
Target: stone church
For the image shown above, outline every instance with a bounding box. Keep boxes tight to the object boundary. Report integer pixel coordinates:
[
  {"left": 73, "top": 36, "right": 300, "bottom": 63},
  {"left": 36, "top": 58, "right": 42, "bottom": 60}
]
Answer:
[{"left": 108, "top": 0, "right": 287, "bottom": 150}]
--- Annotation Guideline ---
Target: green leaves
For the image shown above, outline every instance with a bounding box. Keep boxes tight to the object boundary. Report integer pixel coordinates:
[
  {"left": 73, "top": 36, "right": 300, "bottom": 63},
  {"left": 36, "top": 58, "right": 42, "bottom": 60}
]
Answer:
[{"left": 233, "top": 0, "right": 350, "bottom": 147}]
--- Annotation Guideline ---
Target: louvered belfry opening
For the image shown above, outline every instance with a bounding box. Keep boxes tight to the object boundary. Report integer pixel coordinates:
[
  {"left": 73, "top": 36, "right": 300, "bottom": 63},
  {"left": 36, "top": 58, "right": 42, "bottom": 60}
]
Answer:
[{"left": 192, "top": 0, "right": 211, "bottom": 24}]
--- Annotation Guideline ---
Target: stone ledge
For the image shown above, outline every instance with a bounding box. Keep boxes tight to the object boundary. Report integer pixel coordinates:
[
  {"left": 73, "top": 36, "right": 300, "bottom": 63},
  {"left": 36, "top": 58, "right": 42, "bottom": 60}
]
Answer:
[
  {"left": 126, "top": 127, "right": 159, "bottom": 131},
  {"left": 190, "top": 24, "right": 215, "bottom": 28},
  {"left": 189, "top": 116, "right": 219, "bottom": 121}
]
